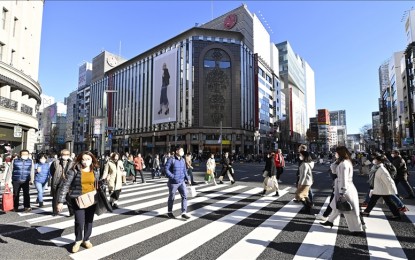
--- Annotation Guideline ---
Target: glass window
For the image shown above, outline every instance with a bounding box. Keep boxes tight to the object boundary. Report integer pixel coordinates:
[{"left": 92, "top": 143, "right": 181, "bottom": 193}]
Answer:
[
  {"left": 13, "top": 17, "right": 17, "bottom": 36},
  {"left": 0, "top": 42, "right": 4, "bottom": 61},
  {"left": 2, "top": 8, "right": 7, "bottom": 30}
]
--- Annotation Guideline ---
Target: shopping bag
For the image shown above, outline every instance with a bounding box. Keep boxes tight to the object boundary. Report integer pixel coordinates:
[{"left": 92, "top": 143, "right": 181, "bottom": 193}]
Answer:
[
  {"left": 187, "top": 186, "right": 197, "bottom": 197},
  {"left": 204, "top": 173, "right": 212, "bottom": 182},
  {"left": 267, "top": 178, "right": 273, "bottom": 188},
  {"left": 1, "top": 184, "right": 14, "bottom": 212},
  {"left": 95, "top": 183, "right": 113, "bottom": 216}
]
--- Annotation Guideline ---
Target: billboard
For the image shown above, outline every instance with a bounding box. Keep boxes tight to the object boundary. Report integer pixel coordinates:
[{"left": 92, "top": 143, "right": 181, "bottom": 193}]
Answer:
[
  {"left": 152, "top": 50, "right": 178, "bottom": 124},
  {"left": 317, "top": 109, "right": 330, "bottom": 125}
]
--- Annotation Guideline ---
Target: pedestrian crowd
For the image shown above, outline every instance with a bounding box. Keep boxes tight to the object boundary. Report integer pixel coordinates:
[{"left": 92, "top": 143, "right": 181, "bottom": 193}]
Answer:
[{"left": 0, "top": 142, "right": 414, "bottom": 252}]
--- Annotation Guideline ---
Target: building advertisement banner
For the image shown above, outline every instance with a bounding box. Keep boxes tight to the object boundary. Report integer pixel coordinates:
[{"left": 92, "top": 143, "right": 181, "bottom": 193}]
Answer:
[
  {"left": 152, "top": 49, "right": 178, "bottom": 124},
  {"left": 317, "top": 109, "right": 330, "bottom": 125},
  {"left": 94, "top": 118, "right": 102, "bottom": 135}
]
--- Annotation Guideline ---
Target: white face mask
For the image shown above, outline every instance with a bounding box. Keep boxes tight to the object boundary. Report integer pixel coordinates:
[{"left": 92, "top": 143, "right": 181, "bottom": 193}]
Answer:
[
  {"left": 211, "top": 156, "right": 214, "bottom": 159},
  {"left": 178, "top": 150, "right": 184, "bottom": 157},
  {"left": 40, "top": 159, "right": 46, "bottom": 164},
  {"left": 82, "top": 161, "right": 92, "bottom": 167},
  {"left": 299, "top": 155, "right": 304, "bottom": 161},
  {"left": 372, "top": 159, "right": 377, "bottom": 164},
  {"left": 21, "top": 155, "right": 29, "bottom": 160},
  {"left": 391, "top": 154, "right": 395, "bottom": 158},
  {"left": 335, "top": 153, "right": 339, "bottom": 159}
]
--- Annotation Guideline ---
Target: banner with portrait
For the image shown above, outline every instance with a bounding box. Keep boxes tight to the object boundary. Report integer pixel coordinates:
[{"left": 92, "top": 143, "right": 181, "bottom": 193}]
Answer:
[{"left": 152, "top": 50, "right": 178, "bottom": 124}]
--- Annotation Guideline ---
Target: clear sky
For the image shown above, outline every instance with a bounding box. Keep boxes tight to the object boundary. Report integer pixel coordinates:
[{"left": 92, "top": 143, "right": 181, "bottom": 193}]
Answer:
[{"left": 38, "top": 1, "right": 412, "bottom": 135}]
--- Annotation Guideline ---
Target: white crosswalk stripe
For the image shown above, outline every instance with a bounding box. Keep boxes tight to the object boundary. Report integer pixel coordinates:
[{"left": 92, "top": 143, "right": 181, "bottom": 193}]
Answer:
[{"left": 7, "top": 178, "right": 415, "bottom": 260}]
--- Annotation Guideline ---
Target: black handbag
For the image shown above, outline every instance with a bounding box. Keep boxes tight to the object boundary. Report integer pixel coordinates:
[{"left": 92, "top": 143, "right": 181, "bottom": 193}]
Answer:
[
  {"left": 336, "top": 196, "right": 353, "bottom": 211},
  {"left": 95, "top": 181, "right": 113, "bottom": 216}
]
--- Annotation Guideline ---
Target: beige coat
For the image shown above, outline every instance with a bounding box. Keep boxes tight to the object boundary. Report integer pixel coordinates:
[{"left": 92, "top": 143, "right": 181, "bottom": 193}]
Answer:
[
  {"left": 103, "top": 160, "right": 123, "bottom": 192},
  {"left": 372, "top": 164, "right": 398, "bottom": 195}
]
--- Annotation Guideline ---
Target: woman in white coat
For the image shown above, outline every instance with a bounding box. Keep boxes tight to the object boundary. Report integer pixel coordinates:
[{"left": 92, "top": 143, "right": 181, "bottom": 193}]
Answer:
[
  {"left": 320, "top": 146, "right": 364, "bottom": 234},
  {"left": 102, "top": 152, "right": 124, "bottom": 209},
  {"left": 362, "top": 153, "right": 401, "bottom": 219},
  {"left": 205, "top": 153, "right": 217, "bottom": 185}
]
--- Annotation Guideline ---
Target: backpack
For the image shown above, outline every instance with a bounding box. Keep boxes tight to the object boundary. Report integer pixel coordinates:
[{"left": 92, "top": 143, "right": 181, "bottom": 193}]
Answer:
[{"left": 383, "top": 161, "right": 397, "bottom": 179}]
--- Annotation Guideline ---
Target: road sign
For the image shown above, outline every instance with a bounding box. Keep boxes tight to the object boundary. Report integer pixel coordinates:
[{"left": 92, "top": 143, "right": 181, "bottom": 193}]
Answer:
[{"left": 14, "top": 126, "right": 22, "bottom": 138}]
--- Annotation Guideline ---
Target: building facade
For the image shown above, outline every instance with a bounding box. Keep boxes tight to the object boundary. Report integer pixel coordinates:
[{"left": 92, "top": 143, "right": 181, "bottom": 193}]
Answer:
[
  {"left": 38, "top": 102, "right": 67, "bottom": 154},
  {"left": 0, "top": 1, "right": 44, "bottom": 153},
  {"left": 64, "top": 90, "right": 77, "bottom": 153}
]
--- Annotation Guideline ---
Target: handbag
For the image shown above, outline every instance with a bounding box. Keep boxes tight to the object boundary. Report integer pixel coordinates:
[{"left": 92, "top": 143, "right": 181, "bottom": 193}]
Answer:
[
  {"left": 336, "top": 196, "right": 353, "bottom": 211},
  {"left": 1, "top": 184, "right": 14, "bottom": 212},
  {"left": 75, "top": 190, "right": 97, "bottom": 209},
  {"left": 95, "top": 182, "right": 113, "bottom": 216},
  {"left": 187, "top": 186, "right": 197, "bottom": 197}
]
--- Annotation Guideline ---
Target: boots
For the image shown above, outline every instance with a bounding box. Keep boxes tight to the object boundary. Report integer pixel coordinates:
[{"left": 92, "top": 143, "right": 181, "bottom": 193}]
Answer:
[
  {"left": 260, "top": 190, "right": 266, "bottom": 197},
  {"left": 300, "top": 197, "right": 312, "bottom": 214},
  {"left": 39, "top": 202, "right": 44, "bottom": 208}
]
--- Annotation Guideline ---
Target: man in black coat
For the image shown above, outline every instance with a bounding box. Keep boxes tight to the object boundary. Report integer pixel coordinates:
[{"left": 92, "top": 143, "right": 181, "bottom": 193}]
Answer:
[{"left": 391, "top": 150, "right": 415, "bottom": 199}]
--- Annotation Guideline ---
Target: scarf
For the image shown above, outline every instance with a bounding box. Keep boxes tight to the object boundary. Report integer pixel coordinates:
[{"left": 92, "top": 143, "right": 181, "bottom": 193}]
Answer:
[{"left": 368, "top": 164, "right": 380, "bottom": 188}]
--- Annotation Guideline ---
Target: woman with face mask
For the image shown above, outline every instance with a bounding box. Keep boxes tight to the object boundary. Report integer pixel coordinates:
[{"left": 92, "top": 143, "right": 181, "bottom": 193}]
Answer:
[
  {"left": 34, "top": 154, "right": 51, "bottom": 208},
  {"left": 102, "top": 152, "right": 123, "bottom": 209},
  {"left": 362, "top": 153, "right": 401, "bottom": 219},
  {"left": 57, "top": 151, "right": 100, "bottom": 253},
  {"left": 320, "top": 146, "right": 364, "bottom": 234},
  {"left": 295, "top": 151, "right": 314, "bottom": 213}
]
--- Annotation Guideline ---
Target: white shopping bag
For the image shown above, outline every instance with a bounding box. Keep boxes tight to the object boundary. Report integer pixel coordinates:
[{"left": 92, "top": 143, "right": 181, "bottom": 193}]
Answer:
[{"left": 187, "top": 186, "right": 197, "bottom": 197}]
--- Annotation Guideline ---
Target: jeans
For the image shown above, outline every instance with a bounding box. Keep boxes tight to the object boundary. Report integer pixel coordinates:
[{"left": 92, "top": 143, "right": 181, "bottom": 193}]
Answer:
[
  {"left": 35, "top": 181, "right": 47, "bottom": 203},
  {"left": 187, "top": 168, "right": 195, "bottom": 183},
  {"left": 12, "top": 181, "right": 30, "bottom": 210},
  {"left": 167, "top": 181, "right": 187, "bottom": 214},
  {"left": 394, "top": 178, "right": 415, "bottom": 197},
  {"left": 135, "top": 170, "right": 145, "bottom": 183},
  {"left": 365, "top": 194, "right": 400, "bottom": 217},
  {"left": 152, "top": 168, "right": 161, "bottom": 178}
]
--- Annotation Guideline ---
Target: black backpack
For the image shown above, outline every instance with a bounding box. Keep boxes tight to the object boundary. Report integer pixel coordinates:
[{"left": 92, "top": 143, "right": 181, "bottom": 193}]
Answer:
[{"left": 383, "top": 161, "right": 397, "bottom": 179}]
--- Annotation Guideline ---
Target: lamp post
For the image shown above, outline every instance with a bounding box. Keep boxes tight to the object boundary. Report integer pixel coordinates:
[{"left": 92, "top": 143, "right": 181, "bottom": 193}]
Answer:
[
  {"left": 101, "top": 90, "right": 117, "bottom": 156},
  {"left": 399, "top": 115, "right": 402, "bottom": 148}
]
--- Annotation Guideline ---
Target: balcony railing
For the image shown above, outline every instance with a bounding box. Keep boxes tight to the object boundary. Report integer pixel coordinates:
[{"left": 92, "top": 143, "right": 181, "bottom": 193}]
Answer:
[
  {"left": 0, "top": 96, "right": 18, "bottom": 110},
  {"left": 21, "top": 103, "right": 33, "bottom": 115}
]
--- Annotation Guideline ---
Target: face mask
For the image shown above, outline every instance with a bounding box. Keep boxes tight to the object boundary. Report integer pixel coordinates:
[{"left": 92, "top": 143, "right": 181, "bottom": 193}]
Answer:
[
  {"left": 335, "top": 154, "right": 339, "bottom": 159},
  {"left": 179, "top": 151, "right": 184, "bottom": 157},
  {"left": 372, "top": 160, "right": 377, "bottom": 164},
  {"left": 21, "top": 156, "right": 29, "bottom": 160},
  {"left": 82, "top": 161, "right": 92, "bottom": 167},
  {"left": 40, "top": 159, "right": 46, "bottom": 164},
  {"left": 211, "top": 156, "right": 214, "bottom": 159},
  {"left": 62, "top": 156, "right": 70, "bottom": 161},
  {"left": 391, "top": 154, "right": 395, "bottom": 158},
  {"left": 299, "top": 155, "right": 304, "bottom": 161}
]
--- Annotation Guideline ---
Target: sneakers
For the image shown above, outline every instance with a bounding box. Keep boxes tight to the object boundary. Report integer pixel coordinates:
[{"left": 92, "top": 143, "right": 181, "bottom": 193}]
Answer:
[
  {"left": 278, "top": 180, "right": 282, "bottom": 183},
  {"left": 72, "top": 241, "right": 82, "bottom": 253},
  {"left": 167, "top": 212, "right": 176, "bottom": 219},
  {"left": 219, "top": 181, "right": 224, "bottom": 184},
  {"left": 23, "top": 207, "right": 32, "bottom": 213},
  {"left": 314, "top": 213, "right": 328, "bottom": 221},
  {"left": 231, "top": 181, "right": 235, "bottom": 185},
  {"left": 181, "top": 213, "right": 191, "bottom": 220},
  {"left": 273, "top": 192, "right": 280, "bottom": 197},
  {"left": 82, "top": 240, "right": 93, "bottom": 249}
]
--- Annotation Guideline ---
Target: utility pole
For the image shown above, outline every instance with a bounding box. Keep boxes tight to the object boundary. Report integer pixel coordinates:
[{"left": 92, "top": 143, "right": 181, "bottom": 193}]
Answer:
[{"left": 220, "top": 120, "right": 222, "bottom": 155}]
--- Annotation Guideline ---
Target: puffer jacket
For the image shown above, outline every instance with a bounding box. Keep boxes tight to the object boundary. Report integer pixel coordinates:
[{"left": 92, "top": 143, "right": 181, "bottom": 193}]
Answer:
[
  {"left": 165, "top": 156, "right": 189, "bottom": 184},
  {"left": 34, "top": 162, "right": 51, "bottom": 184},
  {"left": 10, "top": 158, "right": 34, "bottom": 182},
  {"left": 58, "top": 163, "right": 100, "bottom": 203}
]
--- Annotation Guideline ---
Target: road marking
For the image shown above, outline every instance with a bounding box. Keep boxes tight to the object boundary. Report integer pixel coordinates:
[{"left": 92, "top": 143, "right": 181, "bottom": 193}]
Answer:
[
  {"left": 240, "top": 177, "right": 249, "bottom": 180},
  {"left": 294, "top": 196, "right": 340, "bottom": 259},
  {"left": 365, "top": 207, "right": 407, "bottom": 260},
  {"left": 70, "top": 187, "right": 262, "bottom": 260}
]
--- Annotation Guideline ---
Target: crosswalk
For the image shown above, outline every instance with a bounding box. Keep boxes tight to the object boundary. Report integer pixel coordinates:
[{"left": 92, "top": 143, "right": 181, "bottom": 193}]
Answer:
[{"left": 7, "top": 178, "right": 415, "bottom": 259}]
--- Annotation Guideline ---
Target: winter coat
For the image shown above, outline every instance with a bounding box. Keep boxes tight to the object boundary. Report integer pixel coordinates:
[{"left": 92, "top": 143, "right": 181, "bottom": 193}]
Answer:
[
  {"left": 264, "top": 156, "right": 272, "bottom": 172},
  {"left": 274, "top": 153, "right": 285, "bottom": 168},
  {"left": 50, "top": 158, "right": 73, "bottom": 192},
  {"left": 153, "top": 158, "right": 160, "bottom": 169},
  {"left": 206, "top": 158, "right": 216, "bottom": 172},
  {"left": 58, "top": 164, "right": 100, "bottom": 203},
  {"left": 34, "top": 162, "right": 51, "bottom": 184},
  {"left": 391, "top": 155, "right": 408, "bottom": 180},
  {"left": 298, "top": 161, "right": 314, "bottom": 186},
  {"left": 8, "top": 158, "right": 34, "bottom": 183},
  {"left": 329, "top": 160, "right": 360, "bottom": 215},
  {"left": 123, "top": 160, "right": 135, "bottom": 176},
  {"left": 103, "top": 160, "right": 123, "bottom": 192},
  {"left": 134, "top": 157, "right": 144, "bottom": 170},
  {"left": 372, "top": 164, "right": 398, "bottom": 195},
  {"left": 165, "top": 156, "right": 189, "bottom": 184}
]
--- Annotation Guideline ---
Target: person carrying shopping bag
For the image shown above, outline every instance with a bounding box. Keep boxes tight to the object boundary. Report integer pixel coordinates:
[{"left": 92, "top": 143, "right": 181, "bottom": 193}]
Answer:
[
  {"left": 260, "top": 152, "right": 279, "bottom": 197},
  {"left": 205, "top": 153, "right": 217, "bottom": 185}
]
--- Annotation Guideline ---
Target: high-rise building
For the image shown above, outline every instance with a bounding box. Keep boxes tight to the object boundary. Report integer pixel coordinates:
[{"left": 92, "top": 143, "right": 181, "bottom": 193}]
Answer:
[
  {"left": 276, "top": 41, "right": 315, "bottom": 149},
  {"left": 85, "top": 4, "right": 282, "bottom": 156},
  {"left": 64, "top": 90, "right": 77, "bottom": 153},
  {"left": 0, "top": 1, "right": 44, "bottom": 153},
  {"left": 38, "top": 102, "right": 67, "bottom": 153}
]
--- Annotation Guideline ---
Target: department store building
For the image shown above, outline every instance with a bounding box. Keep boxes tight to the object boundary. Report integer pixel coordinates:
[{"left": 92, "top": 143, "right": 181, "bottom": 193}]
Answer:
[{"left": 89, "top": 4, "right": 281, "bottom": 156}]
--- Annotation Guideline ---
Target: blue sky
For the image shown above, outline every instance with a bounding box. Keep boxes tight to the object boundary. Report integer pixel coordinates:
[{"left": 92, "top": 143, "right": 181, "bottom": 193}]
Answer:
[{"left": 39, "top": 1, "right": 412, "bottom": 134}]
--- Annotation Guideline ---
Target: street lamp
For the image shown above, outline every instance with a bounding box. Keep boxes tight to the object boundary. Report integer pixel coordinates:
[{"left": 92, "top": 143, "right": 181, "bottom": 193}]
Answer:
[{"left": 101, "top": 90, "right": 117, "bottom": 156}]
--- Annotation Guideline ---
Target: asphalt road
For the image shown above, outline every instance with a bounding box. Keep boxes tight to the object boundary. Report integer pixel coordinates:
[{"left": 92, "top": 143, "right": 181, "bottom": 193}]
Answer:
[{"left": 0, "top": 160, "right": 414, "bottom": 260}]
